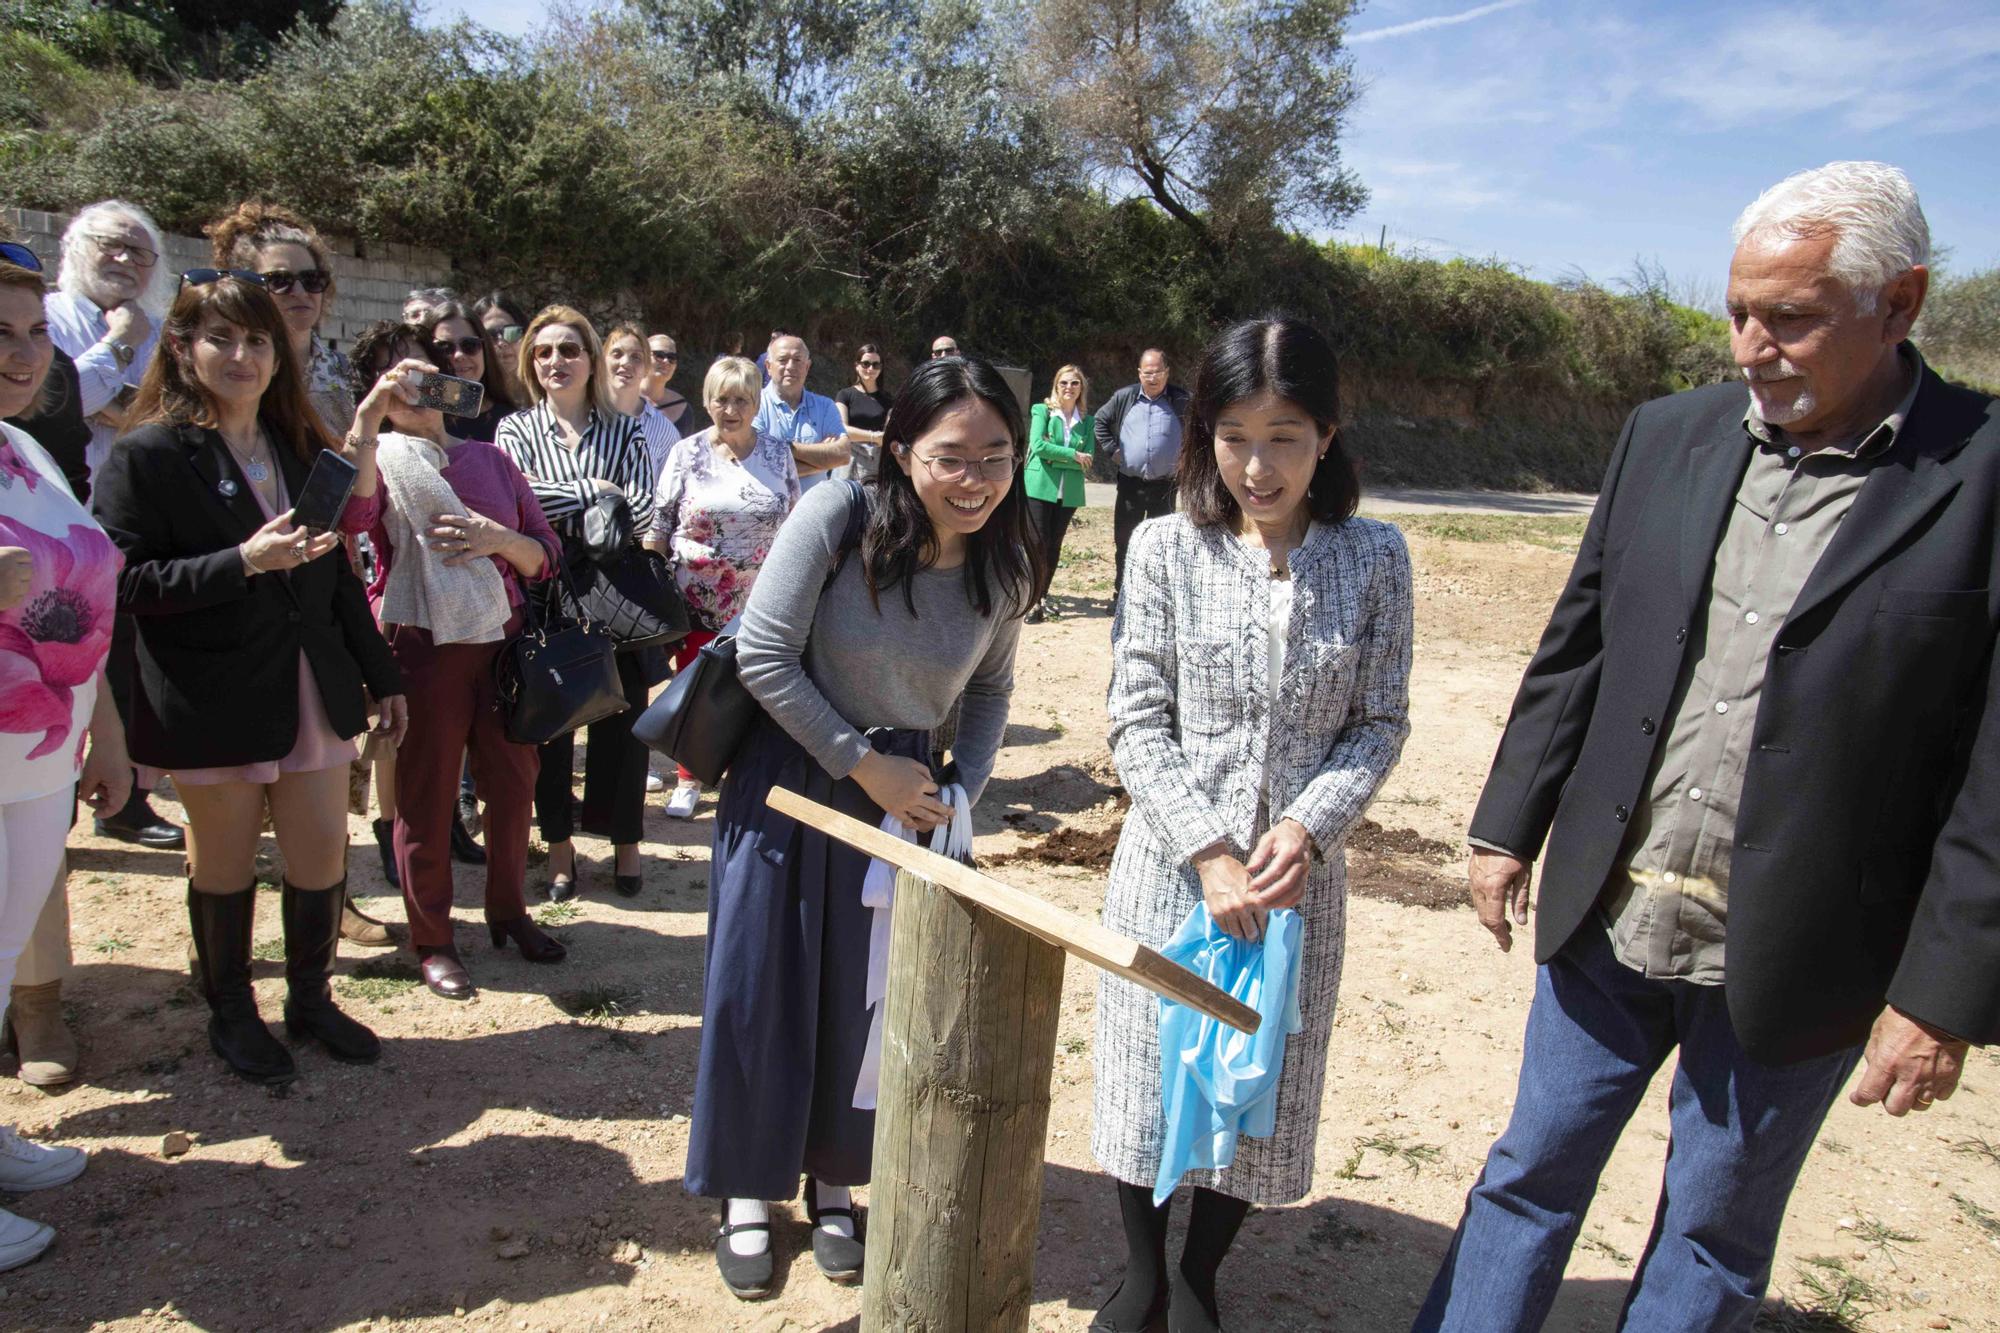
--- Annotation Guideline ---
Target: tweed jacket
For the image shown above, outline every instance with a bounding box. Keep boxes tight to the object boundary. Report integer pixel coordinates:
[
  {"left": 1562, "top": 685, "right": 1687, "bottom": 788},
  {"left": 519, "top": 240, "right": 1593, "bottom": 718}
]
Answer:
[{"left": 1109, "top": 513, "right": 1413, "bottom": 863}]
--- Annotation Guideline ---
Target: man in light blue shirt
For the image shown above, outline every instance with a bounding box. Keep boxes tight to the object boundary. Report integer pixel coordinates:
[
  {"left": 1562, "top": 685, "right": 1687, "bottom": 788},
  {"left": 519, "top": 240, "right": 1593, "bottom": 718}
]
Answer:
[
  {"left": 1094, "top": 348, "right": 1192, "bottom": 593},
  {"left": 753, "top": 334, "right": 850, "bottom": 492}
]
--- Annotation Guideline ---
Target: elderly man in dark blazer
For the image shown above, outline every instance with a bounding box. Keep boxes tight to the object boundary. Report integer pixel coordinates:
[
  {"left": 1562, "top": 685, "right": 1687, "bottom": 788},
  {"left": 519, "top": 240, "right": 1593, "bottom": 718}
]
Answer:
[{"left": 1414, "top": 161, "right": 1999, "bottom": 1332}]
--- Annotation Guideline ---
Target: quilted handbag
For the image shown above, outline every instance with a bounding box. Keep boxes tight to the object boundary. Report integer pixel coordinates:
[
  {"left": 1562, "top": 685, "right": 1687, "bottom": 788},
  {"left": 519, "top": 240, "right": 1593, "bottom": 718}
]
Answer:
[{"left": 566, "top": 491, "right": 691, "bottom": 651}]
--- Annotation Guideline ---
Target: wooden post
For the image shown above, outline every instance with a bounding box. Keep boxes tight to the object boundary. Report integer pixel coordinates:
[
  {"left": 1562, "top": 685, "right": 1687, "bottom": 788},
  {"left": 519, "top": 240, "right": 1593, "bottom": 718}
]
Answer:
[{"left": 862, "top": 870, "right": 1066, "bottom": 1332}]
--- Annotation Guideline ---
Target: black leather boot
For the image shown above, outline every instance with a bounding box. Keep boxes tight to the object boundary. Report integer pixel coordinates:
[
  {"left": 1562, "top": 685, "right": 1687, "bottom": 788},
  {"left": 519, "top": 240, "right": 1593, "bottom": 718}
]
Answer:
[
  {"left": 371, "top": 817, "right": 400, "bottom": 890},
  {"left": 281, "top": 881, "right": 382, "bottom": 1064},
  {"left": 187, "top": 885, "right": 295, "bottom": 1085}
]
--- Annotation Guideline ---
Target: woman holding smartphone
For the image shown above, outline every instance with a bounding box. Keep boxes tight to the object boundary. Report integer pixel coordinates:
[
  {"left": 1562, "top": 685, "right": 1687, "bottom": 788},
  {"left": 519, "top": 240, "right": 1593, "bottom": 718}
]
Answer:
[
  {"left": 686, "top": 356, "right": 1037, "bottom": 1299},
  {"left": 423, "top": 300, "right": 515, "bottom": 444},
  {"left": 92, "top": 273, "right": 408, "bottom": 1087},
  {"left": 495, "top": 307, "right": 656, "bottom": 901}
]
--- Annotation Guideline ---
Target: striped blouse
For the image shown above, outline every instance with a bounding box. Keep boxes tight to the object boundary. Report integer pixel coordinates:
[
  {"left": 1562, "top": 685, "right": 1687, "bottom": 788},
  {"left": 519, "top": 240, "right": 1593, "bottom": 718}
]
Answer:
[{"left": 494, "top": 402, "right": 656, "bottom": 536}]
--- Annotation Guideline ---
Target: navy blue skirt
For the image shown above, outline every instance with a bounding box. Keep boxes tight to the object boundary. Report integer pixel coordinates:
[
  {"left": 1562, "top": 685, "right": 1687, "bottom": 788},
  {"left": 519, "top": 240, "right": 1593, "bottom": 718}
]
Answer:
[{"left": 684, "top": 715, "right": 930, "bottom": 1200}]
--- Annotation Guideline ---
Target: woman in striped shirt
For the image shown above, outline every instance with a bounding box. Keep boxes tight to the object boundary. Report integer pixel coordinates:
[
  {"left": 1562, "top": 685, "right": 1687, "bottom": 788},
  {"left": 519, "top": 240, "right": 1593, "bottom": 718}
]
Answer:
[{"left": 495, "top": 307, "right": 655, "bottom": 901}]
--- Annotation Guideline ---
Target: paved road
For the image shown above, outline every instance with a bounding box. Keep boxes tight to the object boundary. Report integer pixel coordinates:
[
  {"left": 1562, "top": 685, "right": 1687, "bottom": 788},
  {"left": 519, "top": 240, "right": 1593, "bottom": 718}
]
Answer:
[{"left": 1080, "top": 482, "right": 1595, "bottom": 517}]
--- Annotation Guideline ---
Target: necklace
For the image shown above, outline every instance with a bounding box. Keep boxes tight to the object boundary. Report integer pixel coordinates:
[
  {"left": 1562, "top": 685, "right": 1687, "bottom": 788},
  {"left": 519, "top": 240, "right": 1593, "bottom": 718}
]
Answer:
[{"left": 225, "top": 430, "right": 271, "bottom": 485}]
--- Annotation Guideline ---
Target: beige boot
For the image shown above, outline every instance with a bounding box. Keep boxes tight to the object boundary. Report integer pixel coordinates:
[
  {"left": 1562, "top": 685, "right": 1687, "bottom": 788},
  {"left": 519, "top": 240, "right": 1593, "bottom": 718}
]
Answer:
[{"left": 5, "top": 983, "right": 77, "bottom": 1088}]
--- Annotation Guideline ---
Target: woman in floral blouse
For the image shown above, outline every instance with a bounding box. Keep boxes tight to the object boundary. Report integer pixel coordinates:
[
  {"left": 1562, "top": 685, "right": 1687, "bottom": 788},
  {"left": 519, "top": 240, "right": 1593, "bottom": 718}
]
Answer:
[{"left": 643, "top": 355, "right": 800, "bottom": 818}]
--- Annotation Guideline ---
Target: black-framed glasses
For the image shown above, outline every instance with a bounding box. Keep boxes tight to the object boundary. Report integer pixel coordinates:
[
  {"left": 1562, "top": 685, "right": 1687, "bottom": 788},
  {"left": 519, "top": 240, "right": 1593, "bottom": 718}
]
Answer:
[
  {"left": 178, "top": 268, "right": 267, "bottom": 294},
  {"left": 0, "top": 242, "right": 43, "bottom": 273},
  {"left": 911, "top": 451, "right": 1017, "bottom": 482},
  {"left": 433, "top": 336, "right": 483, "bottom": 359},
  {"left": 88, "top": 233, "right": 158, "bottom": 268},
  {"left": 259, "top": 268, "right": 332, "bottom": 295}
]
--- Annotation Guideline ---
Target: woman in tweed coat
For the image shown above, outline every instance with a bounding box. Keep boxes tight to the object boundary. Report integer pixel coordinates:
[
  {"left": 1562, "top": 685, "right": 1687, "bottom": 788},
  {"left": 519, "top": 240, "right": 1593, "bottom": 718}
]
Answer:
[{"left": 1091, "top": 318, "right": 1413, "bottom": 1333}]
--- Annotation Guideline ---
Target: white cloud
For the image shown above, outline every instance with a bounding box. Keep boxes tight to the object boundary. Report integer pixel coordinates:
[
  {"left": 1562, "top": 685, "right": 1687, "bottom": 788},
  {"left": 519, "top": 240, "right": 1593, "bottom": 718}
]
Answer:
[{"left": 1349, "top": 0, "right": 1536, "bottom": 45}]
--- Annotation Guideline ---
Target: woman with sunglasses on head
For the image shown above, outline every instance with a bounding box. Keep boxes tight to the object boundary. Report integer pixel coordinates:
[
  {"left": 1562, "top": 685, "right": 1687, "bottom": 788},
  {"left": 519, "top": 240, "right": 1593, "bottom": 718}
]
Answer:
[
  {"left": 346, "top": 320, "right": 564, "bottom": 998},
  {"left": 421, "top": 300, "right": 515, "bottom": 444},
  {"left": 495, "top": 307, "right": 656, "bottom": 902},
  {"left": 473, "top": 292, "right": 531, "bottom": 409},
  {"left": 0, "top": 240, "right": 133, "bottom": 1268},
  {"left": 686, "top": 356, "right": 1038, "bottom": 1299},
  {"left": 90, "top": 273, "right": 407, "bottom": 1087},
  {"left": 207, "top": 203, "right": 355, "bottom": 441},
  {"left": 834, "top": 344, "right": 891, "bottom": 482},
  {"left": 1023, "top": 364, "right": 1096, "bottom": 623}
]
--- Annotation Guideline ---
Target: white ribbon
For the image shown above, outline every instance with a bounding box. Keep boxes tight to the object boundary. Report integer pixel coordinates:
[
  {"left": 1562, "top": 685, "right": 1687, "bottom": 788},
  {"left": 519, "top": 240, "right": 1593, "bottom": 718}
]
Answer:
[{"left": 853, "top": 783, "right": 972, "bottom": 1109}]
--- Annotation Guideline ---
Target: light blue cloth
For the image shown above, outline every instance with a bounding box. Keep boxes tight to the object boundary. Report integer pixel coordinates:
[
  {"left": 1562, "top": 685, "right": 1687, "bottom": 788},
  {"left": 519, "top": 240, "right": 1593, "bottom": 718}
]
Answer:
[
  {"left": 1117, "top": 390, "right": 1184, "bottom": 481},
  {"left": 754, "top": 382, "right": 847, "bottom": 492},
  {"left": 1153, "top": 903, "right": 1305, "bottom": 1205}
]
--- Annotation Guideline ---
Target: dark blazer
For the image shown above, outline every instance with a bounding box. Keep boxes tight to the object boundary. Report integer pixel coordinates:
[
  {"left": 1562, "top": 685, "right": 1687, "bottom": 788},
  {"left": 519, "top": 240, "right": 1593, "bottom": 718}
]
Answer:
[
  {"left": 1471, "top": 360, "right": 2000, "bottom": 1064},
  {"left": 1092, "top": 382, "right": 1192, "bottom": 466},
  {"left": 90, "top": 421, "right": 402, "bottom": 770},
  {"left": 6, "top": 346, "right": 93, "bottom": 501}
]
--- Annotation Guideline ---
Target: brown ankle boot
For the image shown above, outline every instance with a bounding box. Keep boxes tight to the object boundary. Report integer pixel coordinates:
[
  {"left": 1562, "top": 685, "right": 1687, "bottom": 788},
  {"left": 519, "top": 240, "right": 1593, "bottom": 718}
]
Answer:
[
  {"left": 5, "top": 982, "right": 78, "bottom": 1088},
  {"left": 339, "top": 894, "right": 393, "bottom": 946}
]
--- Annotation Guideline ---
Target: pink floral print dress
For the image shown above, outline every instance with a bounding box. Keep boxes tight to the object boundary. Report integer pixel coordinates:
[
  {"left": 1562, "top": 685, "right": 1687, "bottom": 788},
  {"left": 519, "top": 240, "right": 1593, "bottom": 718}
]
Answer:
[
  {"left": 0, "top": 422, "right": 121, "bottom": 802},
  {"left": 648, "top": 428, "right": 800, "bottom": 631}
]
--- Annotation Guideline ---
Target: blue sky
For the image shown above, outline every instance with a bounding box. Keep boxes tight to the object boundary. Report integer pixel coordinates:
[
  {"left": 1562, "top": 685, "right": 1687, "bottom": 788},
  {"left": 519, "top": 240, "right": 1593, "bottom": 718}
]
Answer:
[{"left": 427, "top": 0, "right": 2000, "bottom": 294}]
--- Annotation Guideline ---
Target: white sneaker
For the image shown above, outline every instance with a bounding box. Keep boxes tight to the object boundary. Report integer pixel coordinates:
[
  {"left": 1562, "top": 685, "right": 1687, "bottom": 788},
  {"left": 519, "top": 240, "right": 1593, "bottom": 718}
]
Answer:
[
  {"left": 646, "top": 770, "right": 666, "bottom": 794},
  {"left": 665, "top": 780, "right": 701, "bottom": 819},
  {"left": 0, "top": 1207, "right": 54, "bottom": 1272},
  {"left": 0, "top": 1125, "right": 86, "bottom": 1193}
]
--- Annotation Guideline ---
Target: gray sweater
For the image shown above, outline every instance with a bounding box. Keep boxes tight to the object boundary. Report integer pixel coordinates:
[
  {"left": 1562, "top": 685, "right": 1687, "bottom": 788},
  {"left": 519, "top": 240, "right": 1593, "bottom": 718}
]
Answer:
[{"left": 736, "top": 482, "right": 1023, "bottom": 802}]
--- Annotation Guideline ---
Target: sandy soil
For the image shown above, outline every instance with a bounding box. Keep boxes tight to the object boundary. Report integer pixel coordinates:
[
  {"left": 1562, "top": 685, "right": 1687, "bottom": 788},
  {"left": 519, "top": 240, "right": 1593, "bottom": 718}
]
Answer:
[{"left": 6, "top": 507, "right": 1997, "bottom": 1333}]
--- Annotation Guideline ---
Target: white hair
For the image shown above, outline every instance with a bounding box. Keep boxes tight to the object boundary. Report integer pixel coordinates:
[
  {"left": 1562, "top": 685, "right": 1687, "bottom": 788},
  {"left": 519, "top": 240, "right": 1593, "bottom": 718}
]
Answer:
[
  {"left": 1732, "top": 162, "right": 1930, "bottom": 313},
  {"left": 58, "top": 199, "right": 168, "bottom": 314}
]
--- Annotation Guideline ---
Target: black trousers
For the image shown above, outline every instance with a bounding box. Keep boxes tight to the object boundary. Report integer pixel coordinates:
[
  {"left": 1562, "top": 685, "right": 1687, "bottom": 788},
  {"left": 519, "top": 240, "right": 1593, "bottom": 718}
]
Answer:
[
  {"left": 1114, "top": 475, "right": 1176, "bottom": 595},
  {"left": 1025, "top": 496, "right": 1077, "bottom": 607},
  {"left": 534, "top": 649, "right": 650, "bottom": 846}
]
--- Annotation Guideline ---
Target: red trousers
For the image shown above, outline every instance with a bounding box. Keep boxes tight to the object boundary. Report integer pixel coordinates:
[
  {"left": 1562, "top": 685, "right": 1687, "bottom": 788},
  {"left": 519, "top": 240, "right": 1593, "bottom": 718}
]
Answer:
[
  {"left": 386, "top": 620, "right": 539, "bottom": 949},
  {"left": 668, "top": 630, "right": 718, "bottom": 782}
]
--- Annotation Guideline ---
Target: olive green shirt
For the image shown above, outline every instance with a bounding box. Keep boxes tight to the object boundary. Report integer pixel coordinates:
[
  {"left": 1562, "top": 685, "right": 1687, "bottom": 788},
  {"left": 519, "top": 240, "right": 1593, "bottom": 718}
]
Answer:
[{"left": 1598, "top": 349, "right": 1924, "bottom": 983}]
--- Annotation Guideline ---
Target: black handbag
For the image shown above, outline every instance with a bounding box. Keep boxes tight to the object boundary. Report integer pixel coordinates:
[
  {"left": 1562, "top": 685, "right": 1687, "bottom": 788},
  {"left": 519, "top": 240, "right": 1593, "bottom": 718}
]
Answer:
[
  {"left": 633, "top": 481, "right": 867, "bottom": 785},
  {"left": 565, "top": 491, "right": 691, "bottom": 651},
  {"left": 495, "top": 568, "right": 630, "bottom": 745}
]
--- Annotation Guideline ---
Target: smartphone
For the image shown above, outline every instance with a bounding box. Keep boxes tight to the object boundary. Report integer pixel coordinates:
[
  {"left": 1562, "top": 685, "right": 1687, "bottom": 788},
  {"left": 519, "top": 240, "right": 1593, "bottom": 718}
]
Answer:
[
  {"left": 409, "top": 370, "right": 485, "bottom": 418},
  {"left": 292, "top": 449, "right": 359, "bottom": 534}
]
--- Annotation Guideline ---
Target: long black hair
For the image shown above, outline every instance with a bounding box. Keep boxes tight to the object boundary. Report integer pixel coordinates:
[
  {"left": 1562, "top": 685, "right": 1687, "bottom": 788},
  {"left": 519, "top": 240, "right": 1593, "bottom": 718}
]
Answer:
[
  {"left": 865, "top": 356, "right": 1043, "bottom": 618},
  {"left": 1178, "top": 316, "right": 1360, "bottom": 528}
]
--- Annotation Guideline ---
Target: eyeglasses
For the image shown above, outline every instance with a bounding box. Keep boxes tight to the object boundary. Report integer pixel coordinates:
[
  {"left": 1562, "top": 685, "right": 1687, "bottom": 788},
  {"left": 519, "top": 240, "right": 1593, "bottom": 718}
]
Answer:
[
  {"left": 858, "top": 360, "right": 882, "bottom": 369},
  {"left": 88, "top": 234, "right": 158, "bottom": 268},
  {"left": 258, "top": 268, "right": 332, "bottom": 295},
  {"left": 178, "top": 268, "right": 267, "bottom": 293},
  {"left": 0, "top": 242, "right": 43, "bottom": 273},
  {"left": 433, "top": 336, "right": 483, "bottom": 359},
  {"left": 911, "top": 452, "right": 1017, "bottom": 482},
  {"left": 494, "top": 324, "right": 525, "bottom": 344},
  {"left": 533, "top": 340, "right": 585, "bottom": 362},
  {"left": 650, "top": 349, "right": 678, "bottom": 362}
]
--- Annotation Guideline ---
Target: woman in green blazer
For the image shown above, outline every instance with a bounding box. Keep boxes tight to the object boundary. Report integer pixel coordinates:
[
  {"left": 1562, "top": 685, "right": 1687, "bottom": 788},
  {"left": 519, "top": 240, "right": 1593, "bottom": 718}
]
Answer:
[{"left": 1024, "top": 364, "right": 1094, "bottom": 622}]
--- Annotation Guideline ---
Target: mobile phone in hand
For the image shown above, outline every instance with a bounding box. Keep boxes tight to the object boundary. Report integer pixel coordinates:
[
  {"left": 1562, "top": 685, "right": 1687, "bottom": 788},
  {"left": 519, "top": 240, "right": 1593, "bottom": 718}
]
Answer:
[
  {"left": 409, "top": 370, "right": 485, "bottom": 418},
  {"left": 292, "top": 449, "right": 359, "bottom": 534}
]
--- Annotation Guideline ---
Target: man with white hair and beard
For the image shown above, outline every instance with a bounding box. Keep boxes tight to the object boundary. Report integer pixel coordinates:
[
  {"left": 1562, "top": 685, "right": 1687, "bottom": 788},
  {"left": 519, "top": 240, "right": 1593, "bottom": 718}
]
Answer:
[
  {"left": 44, "top": 201, "right": 182, "bottom": 852},
  {"left": 1413, "top": 161, "right": 2000, "bottom": 1331}
]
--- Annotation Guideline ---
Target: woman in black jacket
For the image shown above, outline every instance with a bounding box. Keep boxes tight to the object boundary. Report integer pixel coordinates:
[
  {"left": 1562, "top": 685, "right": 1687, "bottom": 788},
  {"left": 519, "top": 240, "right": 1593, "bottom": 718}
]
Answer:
[{"left": 92, "top": 273, "right": 407, "bottom": 1087}]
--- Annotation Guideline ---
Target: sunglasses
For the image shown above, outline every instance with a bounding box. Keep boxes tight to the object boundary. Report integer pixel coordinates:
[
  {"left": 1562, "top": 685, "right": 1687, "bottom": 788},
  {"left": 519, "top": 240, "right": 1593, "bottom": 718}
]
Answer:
[
  {"left": 433, "top": 336, "right": 484, "bottom": 358},
  {"left": 494, "top": 324, "right": 525, "bottom": 344},
  {"left": 533, "top": 340, "right": 585, "bottom": 363},
  {"left": 259, "top": 268, "right": 332, "bottom": 295},
  {"left": 88, "top": 233, "right": 158, "bottom": 268},
  {"left": 178, "top": 268, "right": 267, "bottom": 293},
  {"left": 650, "top": 349, "right": 678, "bottom": 362},
  {"left": 859, "top": 359, "right": 882, "bottom": 369},
  {"left": 0, "top": 242, "right": 43, "bottom": 273}
]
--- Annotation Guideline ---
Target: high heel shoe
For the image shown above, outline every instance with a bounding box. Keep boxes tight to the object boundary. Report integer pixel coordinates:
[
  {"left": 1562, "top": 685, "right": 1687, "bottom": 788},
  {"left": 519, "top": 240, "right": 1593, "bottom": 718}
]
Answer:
[
  {"left": 544, "top": 846, "right": 577, "bottom": 903},
  {"left": 488, "top": 916, "right": 567, "bottom": 963}
]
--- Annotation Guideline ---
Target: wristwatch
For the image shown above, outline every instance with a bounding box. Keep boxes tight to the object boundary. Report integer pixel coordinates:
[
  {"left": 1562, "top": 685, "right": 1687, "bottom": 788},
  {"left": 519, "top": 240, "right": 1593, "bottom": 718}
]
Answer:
[{"left": 106, "top": 339, "right": 135, "bottom": 369}]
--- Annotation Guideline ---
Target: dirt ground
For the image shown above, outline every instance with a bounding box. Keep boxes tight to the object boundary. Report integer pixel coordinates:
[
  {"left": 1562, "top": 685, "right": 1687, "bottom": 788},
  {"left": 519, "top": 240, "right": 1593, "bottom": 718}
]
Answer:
[{"left": 7, "top": 506, "right": 1998, "bottom": 1333}]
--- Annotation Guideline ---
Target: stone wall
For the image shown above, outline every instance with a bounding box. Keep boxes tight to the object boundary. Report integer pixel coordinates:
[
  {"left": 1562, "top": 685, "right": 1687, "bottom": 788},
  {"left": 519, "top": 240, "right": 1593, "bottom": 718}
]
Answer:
[{"left": 3, "top": 207, "right": 453, "bottom": 352}]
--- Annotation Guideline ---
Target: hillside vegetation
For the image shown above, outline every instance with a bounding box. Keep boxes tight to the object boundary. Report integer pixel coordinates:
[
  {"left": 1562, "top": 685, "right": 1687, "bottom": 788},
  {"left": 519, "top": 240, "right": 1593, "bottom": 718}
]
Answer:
[{"left": 4, "top": 0, "right": 1990, "bottom": 491}]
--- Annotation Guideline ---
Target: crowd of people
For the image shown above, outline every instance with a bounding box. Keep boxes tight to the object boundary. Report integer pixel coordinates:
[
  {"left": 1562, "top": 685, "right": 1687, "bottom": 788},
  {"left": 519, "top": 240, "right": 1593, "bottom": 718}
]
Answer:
[{"left": 0, "top": 157, "right": 1993, "bottom": 1333}]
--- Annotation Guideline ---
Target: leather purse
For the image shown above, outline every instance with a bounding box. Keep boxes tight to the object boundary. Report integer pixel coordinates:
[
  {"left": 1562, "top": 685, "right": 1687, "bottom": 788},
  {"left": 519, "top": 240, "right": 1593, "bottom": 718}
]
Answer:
[
  {"left": 495, "top": 568, "right": 630, "bottom": 745},
  {"left": 633, "top": 481, "right": 867, "bottom": 785},
  {"left": 566, "top": 491, "right": 690, "bottom": 651}
]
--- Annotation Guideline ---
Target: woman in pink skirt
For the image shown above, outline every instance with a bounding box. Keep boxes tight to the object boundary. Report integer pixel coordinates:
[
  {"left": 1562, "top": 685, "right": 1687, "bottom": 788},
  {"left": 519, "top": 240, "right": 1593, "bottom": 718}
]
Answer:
[{"left": 92, "top": 272, "right": 406, "bottom": 1086}]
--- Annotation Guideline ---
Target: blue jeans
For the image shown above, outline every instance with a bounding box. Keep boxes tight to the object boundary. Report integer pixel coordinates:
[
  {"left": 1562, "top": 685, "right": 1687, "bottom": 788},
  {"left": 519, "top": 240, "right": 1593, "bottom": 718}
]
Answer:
[{"left": 1412, "top": 923, "right": 1862, "bottom": 1333}]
